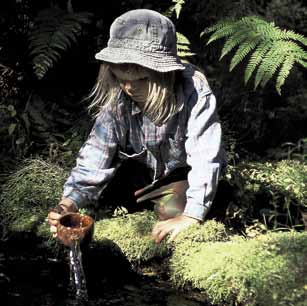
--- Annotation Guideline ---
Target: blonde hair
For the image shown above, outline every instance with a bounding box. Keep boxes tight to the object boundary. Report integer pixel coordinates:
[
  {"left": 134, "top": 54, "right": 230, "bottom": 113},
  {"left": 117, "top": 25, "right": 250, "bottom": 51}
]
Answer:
[{"left": 87, "top": 63, "right": 182, "bottom": 125}]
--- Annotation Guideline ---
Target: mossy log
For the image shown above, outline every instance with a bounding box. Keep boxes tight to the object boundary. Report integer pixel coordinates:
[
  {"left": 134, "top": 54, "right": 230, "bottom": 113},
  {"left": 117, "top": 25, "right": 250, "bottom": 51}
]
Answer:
[{"left": 170, "top": 231, "right": 307, "bottom": 306}]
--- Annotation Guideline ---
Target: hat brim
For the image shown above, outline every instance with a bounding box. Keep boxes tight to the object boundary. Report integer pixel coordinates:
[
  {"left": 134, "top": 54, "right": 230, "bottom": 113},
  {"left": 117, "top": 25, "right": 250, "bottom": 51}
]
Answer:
[{"left": 95, "top": 47, "right": 185, "bottom": 72}]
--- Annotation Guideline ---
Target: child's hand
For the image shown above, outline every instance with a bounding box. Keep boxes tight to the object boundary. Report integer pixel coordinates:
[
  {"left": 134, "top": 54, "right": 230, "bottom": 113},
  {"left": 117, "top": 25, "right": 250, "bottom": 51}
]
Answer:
[
  {"left": 47, "top": 198, "right": 78, "bottom": 238},
  {"left": 151, "top": 215, "right": 200, "bottom": 244}
]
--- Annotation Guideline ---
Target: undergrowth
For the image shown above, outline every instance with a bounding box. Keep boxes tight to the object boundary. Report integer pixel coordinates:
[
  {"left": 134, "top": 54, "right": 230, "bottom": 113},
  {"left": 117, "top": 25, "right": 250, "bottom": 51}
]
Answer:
[{"left": 0, "top": 158, "right": 68, "bottom": 235}]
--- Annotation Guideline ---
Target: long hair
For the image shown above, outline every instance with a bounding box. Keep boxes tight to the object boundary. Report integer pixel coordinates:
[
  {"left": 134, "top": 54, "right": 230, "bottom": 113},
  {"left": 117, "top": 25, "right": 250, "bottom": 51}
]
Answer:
[{"left": 87, "top": 62, "right": 182, "bottom": 125}]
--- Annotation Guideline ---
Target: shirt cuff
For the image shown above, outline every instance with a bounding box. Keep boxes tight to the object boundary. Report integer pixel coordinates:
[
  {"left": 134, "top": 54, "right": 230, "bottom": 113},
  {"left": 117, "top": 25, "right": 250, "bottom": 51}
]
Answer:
[
  {"left": 183, "top": 199, "right": 211, "bottom": 221},
  {"left": 63, "top": 190, "right": 87, "bottom": 209}
]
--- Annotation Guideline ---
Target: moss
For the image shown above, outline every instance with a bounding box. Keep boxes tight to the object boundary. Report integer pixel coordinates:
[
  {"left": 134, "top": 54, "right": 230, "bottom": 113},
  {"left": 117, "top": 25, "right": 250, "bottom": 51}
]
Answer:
[
  {"left": 93, "top": 215, "right": 229, "bottom": 265},
  {"left": 0, "top": 158, "right": 68, "bottom": 233},
  {"left": 170, "top": 231, "right": 307, "bottom": 306},
  {"left": 173, "top": 220, "right": 229, "bottom": 244},
  {"left": 93, "top": 211, "right": 169, "bottom": 264}
]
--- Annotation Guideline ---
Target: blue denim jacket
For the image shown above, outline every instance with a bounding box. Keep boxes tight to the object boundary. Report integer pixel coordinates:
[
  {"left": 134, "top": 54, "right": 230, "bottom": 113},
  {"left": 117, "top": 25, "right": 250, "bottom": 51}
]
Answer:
[{"left": 63, "top": 64, "right": 226, "bottom": 221}]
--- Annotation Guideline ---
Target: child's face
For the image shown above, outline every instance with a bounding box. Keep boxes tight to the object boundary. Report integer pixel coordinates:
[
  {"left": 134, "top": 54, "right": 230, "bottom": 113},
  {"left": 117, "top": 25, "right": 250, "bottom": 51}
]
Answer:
[{"left": 110, "top": 64, "right": 153, "bottom": 103}]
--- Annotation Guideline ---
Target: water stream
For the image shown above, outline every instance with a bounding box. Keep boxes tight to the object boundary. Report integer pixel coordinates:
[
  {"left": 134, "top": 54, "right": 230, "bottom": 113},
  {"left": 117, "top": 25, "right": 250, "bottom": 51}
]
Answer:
[
  {"left": 3, "top": 236, "right": 207, "bottom": 306},
  {"left": 68, "top": 241, "right": 88, "bottom": 305}
]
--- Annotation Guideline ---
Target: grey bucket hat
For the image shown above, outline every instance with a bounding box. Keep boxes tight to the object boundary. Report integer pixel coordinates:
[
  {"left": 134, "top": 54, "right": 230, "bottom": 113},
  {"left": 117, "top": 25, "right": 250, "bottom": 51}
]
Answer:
[{"left": 95, "top": 9, "right": 185, "bottom": 72}]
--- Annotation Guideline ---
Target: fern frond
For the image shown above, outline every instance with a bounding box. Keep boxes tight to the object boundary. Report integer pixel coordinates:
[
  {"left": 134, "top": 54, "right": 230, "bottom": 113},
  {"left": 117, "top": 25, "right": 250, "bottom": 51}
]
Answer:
[
  {"left": 297, "top": 59, "right": 307, "bottom": 68},
  {"left": 244, "top": 42, "right": 271, "bottom": 84},
  {"left": 276, "top": 30, "right": 307, "bottom": 46},
  {"left": 28, "top": 8, "right": 92, "bottom": 79},
  {"left": 176, "top": 32, "right": 195, "bottom": 58},
  {"left": 164, "top": 0, "right": 185, "bottom": 19},
  {"left": 229, "top": 37, "right": 262, "bottom": 71},
  {"left": 220, "top": 30, "right": 255, "bottom": 59},
  {"left": 173, "top": 0, "right": 185, "bottom": 19},
  {"left": 257, "top": 40, "right": 305, "bottom": 90},
  {"left": 253, "top": 47, "right": 275, "bottom": 90},
  {"left": 203, "top": 15, "right": 307, "bottom": 94},
  {"left": 201, "top": 19, "right": 234, "bottom": 36},
  {"left": 206, "top": 21, "right": 241, "bottom": 45},
  {"left": 259, "top": 46, "right": 287, "bottom": 88},
  {"left": 276, "top": 56, "right": 295, "bottom": 95}
]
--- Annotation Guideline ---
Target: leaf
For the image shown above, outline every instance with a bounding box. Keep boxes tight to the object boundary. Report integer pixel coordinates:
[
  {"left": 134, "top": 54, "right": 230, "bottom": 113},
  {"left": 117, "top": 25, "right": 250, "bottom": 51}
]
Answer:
[
  {"left": 16, "top": 137, "right": 25, "bottom": 145},
  {"left": 176, "top": 32, "right": 194, "bottom": 58},
  {"left": 8, "top": 123, "right": 17, "bottom": 135},
  {"left": 276, "top": 56, "right": 295, "bottom": 95},
  {"left": 229, "top": 37, "right": 262, "bottom": 71},
  {"left": 244, "top": 42, "right": 271, "bottom": 84}
]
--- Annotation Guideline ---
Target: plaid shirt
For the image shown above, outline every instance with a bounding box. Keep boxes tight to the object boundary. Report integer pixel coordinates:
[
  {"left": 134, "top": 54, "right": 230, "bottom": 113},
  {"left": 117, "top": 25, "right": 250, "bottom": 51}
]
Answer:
[{"left": 63, "top": 64, "right": 226, "bottom": 221}]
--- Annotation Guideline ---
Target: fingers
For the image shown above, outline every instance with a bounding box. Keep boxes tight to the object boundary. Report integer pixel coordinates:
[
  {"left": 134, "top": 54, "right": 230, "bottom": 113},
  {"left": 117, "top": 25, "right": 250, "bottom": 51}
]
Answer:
[
  {"left": 152, "top": 215, "right": 200, "bottom": 244},
  {"left": 155, "top": 227, "right": 170, "bottom": 244},
  {"left": 152, "top": 220, "right": 173, "bottom": 244},
  {"left": 50, "top": 226, "right": 58, "bottom": 237},
  {"left": 47, "top": 211, "right": 62, "bottom": 237},
  {"left": 47, "top": 211, "right": 61, "bottom": 225},
  {"left": 168, "top": 228, "right": 180, "bottom": 242}
]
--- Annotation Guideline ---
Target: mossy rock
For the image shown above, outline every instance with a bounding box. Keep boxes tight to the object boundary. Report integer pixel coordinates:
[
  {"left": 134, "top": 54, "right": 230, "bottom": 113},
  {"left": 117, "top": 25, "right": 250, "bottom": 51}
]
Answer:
[
  {"left": 170, "top": 231, "right": 307, "bottom": 306},
  {"left": 93, "top": 213, "right": 228, "bottom": 265},
  {"left": 93, "top": 211, "right": 169, "bottom": 264},
  {"left": 173, "top": 219, "right": 229, "bottom": 244}
]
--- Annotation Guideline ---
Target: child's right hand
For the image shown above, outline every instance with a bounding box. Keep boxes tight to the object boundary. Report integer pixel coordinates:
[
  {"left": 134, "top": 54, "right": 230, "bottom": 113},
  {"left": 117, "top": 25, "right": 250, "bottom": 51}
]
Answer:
[{"left": 47, "top": 198, "right": 78, "bottom": 238}]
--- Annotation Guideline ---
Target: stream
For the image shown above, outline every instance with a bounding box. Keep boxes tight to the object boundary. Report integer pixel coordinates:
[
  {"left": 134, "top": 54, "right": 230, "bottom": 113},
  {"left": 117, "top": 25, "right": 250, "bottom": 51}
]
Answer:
[
  {"left": 1, "top": 235, "right": 208, "bottom": 306},
  {"left": 69, "top": 241, "right": 88, "bottom": 304}
]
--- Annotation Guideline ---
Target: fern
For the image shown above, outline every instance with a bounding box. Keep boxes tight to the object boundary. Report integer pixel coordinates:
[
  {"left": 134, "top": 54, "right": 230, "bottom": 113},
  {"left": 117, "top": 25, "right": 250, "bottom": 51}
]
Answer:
[
  {"left": 176, "top": 32, "right": 195, "bottom": 59},
  {"left": 28, "top": 8, "right": 92, "bottom": 79},
  {"left": 203, "top": 16, "right": 307, "bottom": 94},
  {"left": 164, "top": 0, "right": 186, "bottom": 19}
]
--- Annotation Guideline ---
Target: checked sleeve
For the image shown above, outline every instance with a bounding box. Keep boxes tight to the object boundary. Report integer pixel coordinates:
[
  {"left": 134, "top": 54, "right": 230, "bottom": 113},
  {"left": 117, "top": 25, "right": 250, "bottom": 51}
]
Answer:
[{"left": 62, "top": 110, "right": 122, "bottom": 208}]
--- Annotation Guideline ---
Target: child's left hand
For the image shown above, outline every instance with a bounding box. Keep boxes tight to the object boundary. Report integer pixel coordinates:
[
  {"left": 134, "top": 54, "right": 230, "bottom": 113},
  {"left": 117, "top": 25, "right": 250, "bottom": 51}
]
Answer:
[{"left": 151, "top": 215, "right": 200, "bottom": 244}]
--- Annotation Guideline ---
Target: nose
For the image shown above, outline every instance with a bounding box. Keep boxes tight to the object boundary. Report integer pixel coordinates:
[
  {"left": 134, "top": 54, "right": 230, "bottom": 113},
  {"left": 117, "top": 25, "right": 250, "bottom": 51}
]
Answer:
[{"left": 121, "top": 81, "right": 133, "bottom": 95}]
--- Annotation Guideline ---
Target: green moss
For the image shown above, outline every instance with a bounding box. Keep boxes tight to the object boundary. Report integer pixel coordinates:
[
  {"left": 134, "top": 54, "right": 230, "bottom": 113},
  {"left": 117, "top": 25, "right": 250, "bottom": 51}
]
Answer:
[
  {"left": 174, "top": 220, "right": 229, "bottom": 244},
  {"left": 0, "top": 158, "right": 68, "bottom": 233},
  {"left": 93, "top": 211, "right": 169, "bottom": 264},
  {"left": 170, "top": 231, "right": 307, "bottom": 306},
  {"left": 93, "top": 215, "right": 229, "bottom": 265}
]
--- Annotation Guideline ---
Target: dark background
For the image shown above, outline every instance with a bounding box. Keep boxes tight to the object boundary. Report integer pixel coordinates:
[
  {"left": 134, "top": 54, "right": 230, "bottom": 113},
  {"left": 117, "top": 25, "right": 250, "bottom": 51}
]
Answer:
[{"left": 0, "top": 0, "right": 306, "bottom": 170}]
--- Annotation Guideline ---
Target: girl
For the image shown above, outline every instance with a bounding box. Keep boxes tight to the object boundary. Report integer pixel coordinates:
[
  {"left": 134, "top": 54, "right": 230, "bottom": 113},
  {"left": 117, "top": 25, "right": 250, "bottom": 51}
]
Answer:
[{"left": 48, "top": 9, "right": 226, "bottom": 244}]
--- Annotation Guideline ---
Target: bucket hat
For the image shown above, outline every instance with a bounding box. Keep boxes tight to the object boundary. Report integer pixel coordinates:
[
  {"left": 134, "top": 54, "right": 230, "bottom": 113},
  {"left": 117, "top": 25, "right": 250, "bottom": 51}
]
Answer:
[{"left": 95, "top": 9, "right": 185, "bottom": 72}]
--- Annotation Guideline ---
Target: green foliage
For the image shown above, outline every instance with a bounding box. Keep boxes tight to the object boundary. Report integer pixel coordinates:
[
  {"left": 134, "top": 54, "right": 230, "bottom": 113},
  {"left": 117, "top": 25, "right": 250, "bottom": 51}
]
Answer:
[
  {"left": 202, "top": 16, "right": 307, "bottom": 94},
  {"left": 170, "top": 231, "right": 307, "bottom": 306},
  {"left": 176, "top": 32, "right": 195, "bottom": 59},
  {"left": 0, "top": 158, "right": 68, "bottom": 234},
  {"left": 164, "top": 0, "right": 186, "bottom": 19},
  {"left": 28, "top": 8, "right": 92, "bottom": 79},
  {"left": 0, "top": 64, "right": 22, "bottom": 100},
  {"left": 224, "top": 160, "right": 306, "bottom": 231},
  {"left": 164, "top": 1, "right": 194, "bottom": 60},
  {"left": 93, "top": 211, "right": 169, "bottom": 264}
]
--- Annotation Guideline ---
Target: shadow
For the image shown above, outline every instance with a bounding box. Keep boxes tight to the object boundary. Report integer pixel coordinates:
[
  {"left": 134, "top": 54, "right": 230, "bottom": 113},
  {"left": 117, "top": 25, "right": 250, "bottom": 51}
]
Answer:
[{"left": 82, "top": 238, "right": 136, "bottom": 294}]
